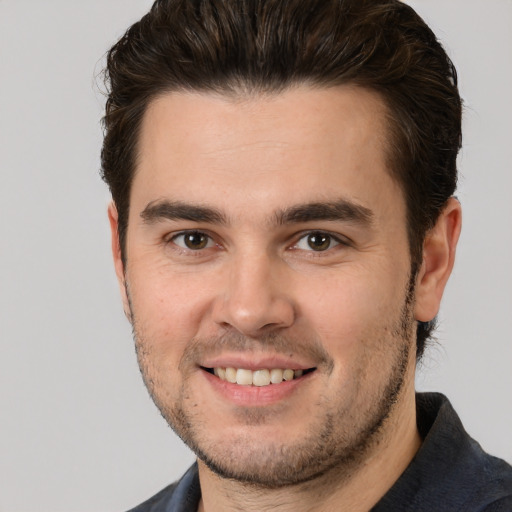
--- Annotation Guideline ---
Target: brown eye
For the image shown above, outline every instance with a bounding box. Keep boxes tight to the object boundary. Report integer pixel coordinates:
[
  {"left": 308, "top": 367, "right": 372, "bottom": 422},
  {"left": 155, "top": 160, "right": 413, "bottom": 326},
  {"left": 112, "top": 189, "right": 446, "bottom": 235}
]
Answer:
[
  {"left": 294, "top": 231, "right": 341, "bottom": 252},
  {"left": 307, "top": 232, "right": 332, "bottom": 251},
  {"left": 173, "top": 231, "right": 212, "bottom": 250}
]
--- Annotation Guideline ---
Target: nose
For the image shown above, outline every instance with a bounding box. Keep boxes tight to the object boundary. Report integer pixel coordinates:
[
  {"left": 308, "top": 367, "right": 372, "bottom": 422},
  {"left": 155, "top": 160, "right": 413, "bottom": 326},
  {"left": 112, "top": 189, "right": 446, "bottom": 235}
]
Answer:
[{"left": 212, "top": 253, "right": 296, "bottom": 337}]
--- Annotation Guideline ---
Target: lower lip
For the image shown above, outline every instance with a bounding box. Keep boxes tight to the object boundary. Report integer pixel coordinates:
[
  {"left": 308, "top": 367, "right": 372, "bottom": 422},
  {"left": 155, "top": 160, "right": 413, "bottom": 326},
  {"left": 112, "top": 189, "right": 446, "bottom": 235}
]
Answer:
[{"left": 201, "top": 369, "right": 313, "bottom": 406}]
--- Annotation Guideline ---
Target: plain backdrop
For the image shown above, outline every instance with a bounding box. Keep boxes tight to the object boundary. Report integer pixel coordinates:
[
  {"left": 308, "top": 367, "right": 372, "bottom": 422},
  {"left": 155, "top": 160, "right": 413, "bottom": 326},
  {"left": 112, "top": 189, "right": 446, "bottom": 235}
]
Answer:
[{"left": 0, "top": 1, "right": 510, "bottom": 511}]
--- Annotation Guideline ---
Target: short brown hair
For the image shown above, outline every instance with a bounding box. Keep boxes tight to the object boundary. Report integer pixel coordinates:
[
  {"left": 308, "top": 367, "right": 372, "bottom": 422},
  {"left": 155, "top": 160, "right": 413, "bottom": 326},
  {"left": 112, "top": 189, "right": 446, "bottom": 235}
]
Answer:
[{"left": 101, "top": 0, "right": 462, "bottom": 358}]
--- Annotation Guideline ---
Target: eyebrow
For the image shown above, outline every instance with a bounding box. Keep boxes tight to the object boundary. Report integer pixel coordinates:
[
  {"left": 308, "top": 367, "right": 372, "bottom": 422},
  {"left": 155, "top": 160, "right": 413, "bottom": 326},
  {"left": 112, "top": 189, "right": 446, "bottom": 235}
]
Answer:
[
  {"left": 140, "top": 200, "right": 227, "bottom": 225},
  {"left": 140, "top": 198, "right": 373, "bottom": 227},
  {"left": 275, "top": 200, "right": 374, "bottom": 226}
]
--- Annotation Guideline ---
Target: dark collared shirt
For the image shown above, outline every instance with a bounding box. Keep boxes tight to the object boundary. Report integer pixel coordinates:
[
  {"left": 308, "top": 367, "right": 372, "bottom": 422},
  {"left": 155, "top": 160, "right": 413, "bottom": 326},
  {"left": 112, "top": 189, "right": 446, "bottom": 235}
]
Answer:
[{"left": 128, "top": 393, "right": 512, "bottom": 512}]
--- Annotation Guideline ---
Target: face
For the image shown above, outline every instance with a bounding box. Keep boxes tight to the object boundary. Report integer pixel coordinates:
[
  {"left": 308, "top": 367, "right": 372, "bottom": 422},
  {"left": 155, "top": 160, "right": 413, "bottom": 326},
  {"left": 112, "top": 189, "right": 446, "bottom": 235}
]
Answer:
[{"left": 113, "top": 86, "right": 420, "bottom": 486}]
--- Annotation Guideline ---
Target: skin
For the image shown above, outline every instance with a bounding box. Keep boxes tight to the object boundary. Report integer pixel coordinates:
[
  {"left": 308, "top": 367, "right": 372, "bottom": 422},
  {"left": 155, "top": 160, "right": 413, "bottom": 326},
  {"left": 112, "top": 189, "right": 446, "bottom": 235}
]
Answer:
[{"left": 109, "top": 85, "right": 461, "bottom": 511}]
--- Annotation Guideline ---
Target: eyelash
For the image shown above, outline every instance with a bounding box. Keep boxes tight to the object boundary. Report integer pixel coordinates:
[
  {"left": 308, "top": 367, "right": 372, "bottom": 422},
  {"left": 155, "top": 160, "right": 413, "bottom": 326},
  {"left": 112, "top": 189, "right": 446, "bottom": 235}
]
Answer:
[
  {"left": 166, "top": 231, "right": 218, "bottom": 253},
  {"left": 291, "top": 231, "right": 349, "bottom": 253},
  {"left": 165, "top": 229, "right": 350, "bottom": 256}
]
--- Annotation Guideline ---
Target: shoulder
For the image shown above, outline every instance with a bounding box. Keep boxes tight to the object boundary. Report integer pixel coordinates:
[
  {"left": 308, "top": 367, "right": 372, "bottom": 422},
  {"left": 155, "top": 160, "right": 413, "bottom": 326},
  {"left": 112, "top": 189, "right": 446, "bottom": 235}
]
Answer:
[
  {"left": 459, "top": 452, "right": 512, "bottom": 511},
  {"left": 421, "top": 393, "right": 512, "bottom": 509},
  {"left": 373, "top": 393, "right": 512, "bottom": 511},
  {"left": 127, "top": 481, "right": 179, "bottom": 512},
  {"left": 428, "top": 393, "right": 512, "bottom": 508},
  {"left": 126, "top": 463, "right": 200, "bottom": 512},
  {"left": 479, "top": 495, "right": 512, "bottom": 512}
]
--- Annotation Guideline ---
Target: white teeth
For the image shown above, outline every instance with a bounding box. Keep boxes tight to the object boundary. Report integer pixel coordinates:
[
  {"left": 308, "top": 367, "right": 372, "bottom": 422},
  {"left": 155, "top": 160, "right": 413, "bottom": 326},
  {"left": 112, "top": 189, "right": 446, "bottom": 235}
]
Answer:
[
  {"left": 283, "top": 369, "right": 295, "bottom": 381},
  {"left": 225, "top": 367, "right": 237, "bottom": 383},
  {"left": 252, "top": 369, "right": 271, "bottom": 387},
  {"left": 211, "top": 367, "right": 308, "bottom": 386},
  {"left": 270, "top": 368, "right": 284, "bottom": 384},
  {"left": 236, "top": 369, "right": 253, "bottom": 385}
]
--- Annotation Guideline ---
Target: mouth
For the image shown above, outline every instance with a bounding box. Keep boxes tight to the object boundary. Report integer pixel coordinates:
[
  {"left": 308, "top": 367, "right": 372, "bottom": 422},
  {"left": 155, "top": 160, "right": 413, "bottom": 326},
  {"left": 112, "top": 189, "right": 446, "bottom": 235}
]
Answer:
[{"left": 201, "top": 366, "right": 316, "bottom": 387}]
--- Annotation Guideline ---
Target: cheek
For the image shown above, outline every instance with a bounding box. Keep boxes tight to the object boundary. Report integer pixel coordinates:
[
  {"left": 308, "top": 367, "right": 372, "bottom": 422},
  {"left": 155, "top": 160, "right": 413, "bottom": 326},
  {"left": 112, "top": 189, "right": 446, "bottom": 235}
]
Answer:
[
  {"left": 127, "top": 263, "right": 217, "bottom": 355},
  {"left": 297, "top": 264, "right": 408, "bottom": 350},
  {"left": 297, "top": 268, "right": 412, "bottom": 407}
]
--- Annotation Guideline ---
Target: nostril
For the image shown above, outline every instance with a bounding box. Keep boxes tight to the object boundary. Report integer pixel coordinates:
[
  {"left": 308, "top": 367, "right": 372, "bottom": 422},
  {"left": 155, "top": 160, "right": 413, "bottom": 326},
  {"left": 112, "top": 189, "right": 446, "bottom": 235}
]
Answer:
[{"left": 212, "top": 285, "right": 296, "bottom": 336}]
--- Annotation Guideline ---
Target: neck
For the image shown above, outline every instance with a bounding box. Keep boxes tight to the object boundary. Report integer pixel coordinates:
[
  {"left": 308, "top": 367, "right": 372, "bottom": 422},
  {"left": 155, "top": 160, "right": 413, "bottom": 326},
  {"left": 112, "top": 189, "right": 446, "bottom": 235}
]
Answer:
[{"left": 197, "top": 376, "right": 421, "bottom": 512}]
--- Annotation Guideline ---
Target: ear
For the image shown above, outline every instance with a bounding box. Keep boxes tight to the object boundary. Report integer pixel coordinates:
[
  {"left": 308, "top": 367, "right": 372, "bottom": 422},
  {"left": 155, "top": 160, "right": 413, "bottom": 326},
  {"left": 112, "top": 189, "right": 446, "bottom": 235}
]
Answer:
[
  {"left": 107, "top": 202, "right": 132, "bottom": 323},
  {"left": 414, "top": 197, "right": 462, "bottom": 322}
]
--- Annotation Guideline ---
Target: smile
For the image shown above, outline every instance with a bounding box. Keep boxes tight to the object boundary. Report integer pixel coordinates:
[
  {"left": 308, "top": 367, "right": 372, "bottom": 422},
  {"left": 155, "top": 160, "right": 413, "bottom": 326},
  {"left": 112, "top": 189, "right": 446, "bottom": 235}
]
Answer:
[{"left": 203, "top": 367, "right": 315, "bottom": 386}]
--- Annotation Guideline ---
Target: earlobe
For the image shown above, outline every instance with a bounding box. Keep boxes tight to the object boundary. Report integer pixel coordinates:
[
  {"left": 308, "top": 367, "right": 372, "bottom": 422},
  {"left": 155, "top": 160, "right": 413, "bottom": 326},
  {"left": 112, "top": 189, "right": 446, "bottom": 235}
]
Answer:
[
  {"left": 414, "top": 197, "right": 462, "bottom": 322},
  {"left": 107, "top": 202, "right": 132, "bottom": 323}
]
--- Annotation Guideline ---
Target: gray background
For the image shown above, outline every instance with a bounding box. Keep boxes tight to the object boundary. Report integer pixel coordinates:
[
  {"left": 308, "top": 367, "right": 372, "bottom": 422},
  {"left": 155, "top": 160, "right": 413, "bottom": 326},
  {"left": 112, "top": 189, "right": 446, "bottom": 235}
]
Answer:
[{"left": 0, "top": 1, "right": 510, "bottom": 510}]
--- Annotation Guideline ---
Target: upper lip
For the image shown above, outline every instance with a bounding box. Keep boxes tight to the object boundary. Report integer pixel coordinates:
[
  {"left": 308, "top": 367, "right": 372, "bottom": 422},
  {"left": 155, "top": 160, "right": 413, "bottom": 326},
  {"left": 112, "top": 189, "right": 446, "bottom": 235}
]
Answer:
[{"left": 200, "top": 353, "right": 317, "bottom": 371}]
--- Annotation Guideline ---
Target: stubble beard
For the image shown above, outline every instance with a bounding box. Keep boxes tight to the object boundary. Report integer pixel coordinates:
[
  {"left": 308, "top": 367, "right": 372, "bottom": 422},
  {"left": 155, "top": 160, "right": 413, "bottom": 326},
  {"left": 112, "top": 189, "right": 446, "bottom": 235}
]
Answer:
[{"left": 130, "top": 276, "right": 417, "bottom": 489}]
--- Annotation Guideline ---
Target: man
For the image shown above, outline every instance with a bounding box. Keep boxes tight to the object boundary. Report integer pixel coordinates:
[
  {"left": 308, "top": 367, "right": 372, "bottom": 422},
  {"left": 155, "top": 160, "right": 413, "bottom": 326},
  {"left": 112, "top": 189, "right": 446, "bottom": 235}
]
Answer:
[{"left": 101, "top": 0, "right": 512, "bottom": 510}]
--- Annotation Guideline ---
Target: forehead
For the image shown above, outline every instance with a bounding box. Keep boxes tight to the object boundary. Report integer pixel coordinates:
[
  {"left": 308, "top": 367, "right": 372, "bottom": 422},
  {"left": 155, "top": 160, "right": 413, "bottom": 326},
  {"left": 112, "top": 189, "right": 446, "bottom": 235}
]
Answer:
[{"left": 132, "top": 85, "right": 402, "bottom": 222}]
